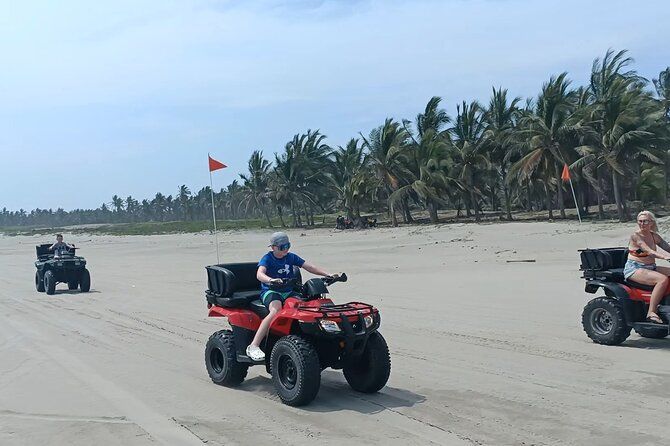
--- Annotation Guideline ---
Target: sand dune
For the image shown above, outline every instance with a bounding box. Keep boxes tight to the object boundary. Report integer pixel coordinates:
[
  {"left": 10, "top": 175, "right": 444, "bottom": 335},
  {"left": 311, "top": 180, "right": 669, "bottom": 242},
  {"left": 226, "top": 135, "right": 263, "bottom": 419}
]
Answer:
[{"left": 1, "top": 222, "right": 668, "bottom": 445}]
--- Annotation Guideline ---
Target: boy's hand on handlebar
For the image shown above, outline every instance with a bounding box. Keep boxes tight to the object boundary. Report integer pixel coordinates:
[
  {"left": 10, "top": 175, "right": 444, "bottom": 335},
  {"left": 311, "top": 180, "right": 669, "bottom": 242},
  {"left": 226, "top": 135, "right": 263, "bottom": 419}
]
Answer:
[{"left": 268, "top": 278, "right": 283, "bottom": 285}]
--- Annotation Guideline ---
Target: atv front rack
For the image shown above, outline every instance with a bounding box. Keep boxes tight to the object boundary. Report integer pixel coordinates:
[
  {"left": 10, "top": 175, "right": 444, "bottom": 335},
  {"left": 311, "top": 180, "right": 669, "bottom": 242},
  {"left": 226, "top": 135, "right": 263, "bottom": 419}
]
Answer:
[{"left": 297, "top": 302, "right": 374, "bottom": 317}]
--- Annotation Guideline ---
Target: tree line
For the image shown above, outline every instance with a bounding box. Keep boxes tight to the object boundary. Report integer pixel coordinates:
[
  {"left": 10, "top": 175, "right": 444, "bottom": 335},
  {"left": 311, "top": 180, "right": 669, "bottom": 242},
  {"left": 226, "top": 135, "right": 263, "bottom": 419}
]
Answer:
[{"left": 3, "top": 49, "right": 669, "bottom": 229}]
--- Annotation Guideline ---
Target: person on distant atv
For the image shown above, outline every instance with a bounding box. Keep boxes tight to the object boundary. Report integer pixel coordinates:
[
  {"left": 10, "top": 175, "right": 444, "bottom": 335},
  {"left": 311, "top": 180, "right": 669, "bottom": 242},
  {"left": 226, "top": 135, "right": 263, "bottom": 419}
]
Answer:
[
  {"left": 49, "top": 234, "right": 74, "bottom": 258},
  {"left": 246, "top": 231, "right": 339, "bottom": 361},
  {"left": 625, "top": 210, "right": 670, "bottom": 324}
]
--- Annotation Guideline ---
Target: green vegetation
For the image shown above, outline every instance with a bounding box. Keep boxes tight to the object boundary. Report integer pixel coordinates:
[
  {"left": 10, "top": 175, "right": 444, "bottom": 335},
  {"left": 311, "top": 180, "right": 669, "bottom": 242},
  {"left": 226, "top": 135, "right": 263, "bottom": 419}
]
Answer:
[
  {"left": 2, "top": 49, "right": 669, "bottom": 231},
  {"left": 0, "top": 217, "right": 300, "bottom": 236}
]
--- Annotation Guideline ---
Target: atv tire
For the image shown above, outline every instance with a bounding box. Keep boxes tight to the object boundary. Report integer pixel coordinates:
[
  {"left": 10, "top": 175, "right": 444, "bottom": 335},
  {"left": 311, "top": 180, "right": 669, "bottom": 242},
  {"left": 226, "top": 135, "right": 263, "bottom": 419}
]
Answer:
[
  {"left": 343, "top": 331, "right": 391, "bottom": 393},
  {"left": 582, "top": 297, "right": 631, "bottom": 345},
  {"left": 44, "top": 270, "right": 56, "bottom": 295},
  {"left": 634, "top": 325, "right": 669, "bottom": 339},
  {"left": 35, "top": 271, "right": 45, "bottom": 292},
  {"left": 205, "top": 330, "right": 248, "bottom": 386},
  {"left": 79, "top": 269, "right": 91, "bottom": 292},
  {"left": 68, "top": 280, "right": 78, "bottom": 290},
  {"left": 270, "top": 335, "right": 321, "bottom": 406}
]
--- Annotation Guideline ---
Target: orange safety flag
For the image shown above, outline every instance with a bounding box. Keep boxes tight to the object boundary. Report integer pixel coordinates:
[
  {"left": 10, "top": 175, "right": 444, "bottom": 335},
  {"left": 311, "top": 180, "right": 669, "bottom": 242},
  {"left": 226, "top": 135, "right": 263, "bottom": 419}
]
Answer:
[
  {"left": 561, "top": 163, "right": 570, "bottom": 182},
  {"left": 209, "top": 155, "right": 227, "bottom": 172}
]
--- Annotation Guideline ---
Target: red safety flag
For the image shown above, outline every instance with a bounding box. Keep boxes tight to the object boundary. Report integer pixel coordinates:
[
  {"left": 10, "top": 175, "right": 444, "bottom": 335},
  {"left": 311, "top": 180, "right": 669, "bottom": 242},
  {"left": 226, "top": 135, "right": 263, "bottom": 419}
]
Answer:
[
  {"left": 561, "top": 163, "right": 570, "bottom": 182},
  {"left": 208, "top": 155, "right": 227, "bottom": 172}
]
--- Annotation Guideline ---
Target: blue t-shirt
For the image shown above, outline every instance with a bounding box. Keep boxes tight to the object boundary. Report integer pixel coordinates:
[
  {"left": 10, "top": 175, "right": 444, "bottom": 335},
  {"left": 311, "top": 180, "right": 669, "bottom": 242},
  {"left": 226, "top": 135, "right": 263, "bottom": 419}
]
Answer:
[{"left": 258, "top": 252, "right": 305, "bottom": 293}]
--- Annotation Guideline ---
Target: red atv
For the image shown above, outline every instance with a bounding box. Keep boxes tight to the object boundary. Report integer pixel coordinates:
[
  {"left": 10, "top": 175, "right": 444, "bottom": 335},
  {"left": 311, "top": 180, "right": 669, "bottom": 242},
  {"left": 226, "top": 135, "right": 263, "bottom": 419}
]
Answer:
[
  {"left": 580, "top": 247, "right": 670, "bottom": 345},
  {"left": 203, "top": 263, "right": 391, "bottom": 406}
]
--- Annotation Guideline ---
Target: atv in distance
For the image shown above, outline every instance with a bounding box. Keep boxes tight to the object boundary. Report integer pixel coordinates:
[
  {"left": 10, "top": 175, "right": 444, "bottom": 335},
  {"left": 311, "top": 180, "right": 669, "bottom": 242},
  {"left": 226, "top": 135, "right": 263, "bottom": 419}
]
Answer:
[{"left": 35, "top": 243, "right": 91, "bottom": 295}]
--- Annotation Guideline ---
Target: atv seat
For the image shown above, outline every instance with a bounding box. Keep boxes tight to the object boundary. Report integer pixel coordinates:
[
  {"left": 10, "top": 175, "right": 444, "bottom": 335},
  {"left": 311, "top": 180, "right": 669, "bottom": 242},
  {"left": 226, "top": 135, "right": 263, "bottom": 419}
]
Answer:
[
  {"left": 580, "top": 248, "right": 657, "bottom": 292},
  {"left": 206, "top": 263, "right": 262, "bottom": 308},
  {"left": 249, "top": 300, "right": 269, "bottom": 318}
]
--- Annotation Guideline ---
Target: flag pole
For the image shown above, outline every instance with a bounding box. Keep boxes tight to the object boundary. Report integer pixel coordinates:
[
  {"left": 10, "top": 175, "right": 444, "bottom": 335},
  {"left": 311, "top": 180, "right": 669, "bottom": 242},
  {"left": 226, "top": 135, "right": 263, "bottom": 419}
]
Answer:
[
  {"left": 567, "top": 177, "right": 582, "bottom": 224},
  {"left": 209, "top": 153, "right": 220, "bottom": 264}
]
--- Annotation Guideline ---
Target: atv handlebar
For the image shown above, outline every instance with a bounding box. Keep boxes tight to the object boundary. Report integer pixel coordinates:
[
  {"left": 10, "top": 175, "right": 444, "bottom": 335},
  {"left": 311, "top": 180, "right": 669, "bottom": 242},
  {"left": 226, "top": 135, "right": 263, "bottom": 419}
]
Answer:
[
  {"left": 323, "top": 273, "right": 347, "bottom": 285},
  {"left": 267, "top": 277, "right": 302, "bottom": 290},
  {"left": 267, "top": 273, "right": 347, "bottom": 290}
]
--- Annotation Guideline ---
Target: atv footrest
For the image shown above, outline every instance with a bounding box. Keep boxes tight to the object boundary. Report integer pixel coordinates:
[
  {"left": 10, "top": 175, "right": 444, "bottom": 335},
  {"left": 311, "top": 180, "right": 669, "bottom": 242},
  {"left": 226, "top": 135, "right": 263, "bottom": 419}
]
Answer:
[
  {"left": 658, "top": 305, "right": 670, "bottom": 319},
  {"left": 236, "top": 354, "right": 265, "bottom": 365},
  {"left": 632, "top": 322, "right": 670, "bottom": 334}
]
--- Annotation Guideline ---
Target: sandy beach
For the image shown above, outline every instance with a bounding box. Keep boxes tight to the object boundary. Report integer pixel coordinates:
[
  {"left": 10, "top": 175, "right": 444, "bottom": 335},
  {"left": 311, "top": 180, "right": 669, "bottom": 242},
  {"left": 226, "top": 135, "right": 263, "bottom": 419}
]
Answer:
[{"left": 1, "top": 222, "right": 669, "bottom": 445}]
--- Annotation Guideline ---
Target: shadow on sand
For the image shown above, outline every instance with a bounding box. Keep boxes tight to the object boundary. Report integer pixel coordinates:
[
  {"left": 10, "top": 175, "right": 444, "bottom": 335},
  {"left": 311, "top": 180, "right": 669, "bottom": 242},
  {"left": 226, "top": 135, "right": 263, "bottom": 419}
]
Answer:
[
  {"left": 50, "top": 289, "right": 101, "bottom": 296},
  {"left": 240, "top": 370, "right": 426, "bottom": 414},
  {"left": 622, "top": 337, "right": 670, "bottom": 350}
]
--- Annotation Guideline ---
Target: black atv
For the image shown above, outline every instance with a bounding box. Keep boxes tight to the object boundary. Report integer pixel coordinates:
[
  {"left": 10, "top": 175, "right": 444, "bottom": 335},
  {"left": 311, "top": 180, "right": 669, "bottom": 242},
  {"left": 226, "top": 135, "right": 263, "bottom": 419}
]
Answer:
[{"left": 34, "top": 244, "right": 91, "bottom": 295}]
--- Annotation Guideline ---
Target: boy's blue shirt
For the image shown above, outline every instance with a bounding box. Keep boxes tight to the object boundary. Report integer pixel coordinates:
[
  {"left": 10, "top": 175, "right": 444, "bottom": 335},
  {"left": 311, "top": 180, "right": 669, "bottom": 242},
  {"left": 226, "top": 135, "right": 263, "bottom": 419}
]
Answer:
[{"left": 258, "top": 251, "right": 305, "bottom": 293}]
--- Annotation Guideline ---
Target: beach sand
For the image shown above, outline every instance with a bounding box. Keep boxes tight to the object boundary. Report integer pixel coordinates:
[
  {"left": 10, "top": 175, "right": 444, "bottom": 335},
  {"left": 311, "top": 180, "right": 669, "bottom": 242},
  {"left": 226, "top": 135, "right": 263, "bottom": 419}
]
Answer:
[{"left": 0, "top": 221, "right": 668, "bottom": 445}]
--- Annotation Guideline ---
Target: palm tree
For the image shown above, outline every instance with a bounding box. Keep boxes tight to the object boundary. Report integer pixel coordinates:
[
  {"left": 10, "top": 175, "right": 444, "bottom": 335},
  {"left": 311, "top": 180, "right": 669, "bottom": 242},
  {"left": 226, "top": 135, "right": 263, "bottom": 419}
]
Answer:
[
  {"left": 240, "top": 150, "right": 274, "bottom": 227},
  {"left": 394, "top": 97, "right": 456, "bottom": 223},
  {"left": 362, "top": 118, "right": 409, "bottom": 226},
  {"left": 331, "top": 138, "right": 371, "bottom": 223},
  {"left": 111, "top": 195, "right": 125, "bottom": 221},
  {"left": 450, "top": 101, "right": 489, "bottom": 221},
  {"left": 576, "top": 50, "right": 661, "bottom": 221},
  {"left": 510, "top": 73, "right": 576, "bottom": 219},
  {"left": 653, "top": 67, "right": 670, "bottom": 201},
  {"left": 178, "top": 185, "right": 192, "bottom": 220},
  {"left": 483, "top": 87, "right": 521, "bottom": 220}
]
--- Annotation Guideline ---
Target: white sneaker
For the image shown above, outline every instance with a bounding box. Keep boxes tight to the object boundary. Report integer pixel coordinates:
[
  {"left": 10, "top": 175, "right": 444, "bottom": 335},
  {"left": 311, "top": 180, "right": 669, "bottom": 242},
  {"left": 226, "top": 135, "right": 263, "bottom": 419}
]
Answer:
[{"left": 246, "top": 345, "right": 265, "bottom": 361}]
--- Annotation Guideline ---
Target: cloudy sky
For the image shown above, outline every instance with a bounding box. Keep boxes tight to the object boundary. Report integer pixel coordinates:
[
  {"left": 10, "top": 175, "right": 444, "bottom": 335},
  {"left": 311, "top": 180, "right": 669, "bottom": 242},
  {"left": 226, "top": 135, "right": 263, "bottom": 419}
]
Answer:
[{"left": 1, "top": 0, "right": 668, "bottom": 210}]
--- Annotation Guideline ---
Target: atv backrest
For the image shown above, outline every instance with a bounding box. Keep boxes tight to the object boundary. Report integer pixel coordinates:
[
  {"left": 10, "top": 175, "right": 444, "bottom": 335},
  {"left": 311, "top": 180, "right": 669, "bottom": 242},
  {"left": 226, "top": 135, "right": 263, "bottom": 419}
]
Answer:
[
  {"left": 206, "top": 263, "right": 260, "bottom": 298},
  {"left": 579, "top": 247, "right": 627, "bottom": 271},
  {"left": 205, "top": 262, "right": 303, "bottom": 298}
]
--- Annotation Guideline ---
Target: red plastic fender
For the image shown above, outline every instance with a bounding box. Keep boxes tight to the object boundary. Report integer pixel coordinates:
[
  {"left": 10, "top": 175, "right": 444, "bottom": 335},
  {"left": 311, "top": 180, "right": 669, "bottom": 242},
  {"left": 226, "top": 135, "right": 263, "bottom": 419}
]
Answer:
[
  {"left": 208, "top": 306, "right": 262, "bottom": 331},
  {"left": 622, "top": 280, "right": 670, "bottom": 303}
]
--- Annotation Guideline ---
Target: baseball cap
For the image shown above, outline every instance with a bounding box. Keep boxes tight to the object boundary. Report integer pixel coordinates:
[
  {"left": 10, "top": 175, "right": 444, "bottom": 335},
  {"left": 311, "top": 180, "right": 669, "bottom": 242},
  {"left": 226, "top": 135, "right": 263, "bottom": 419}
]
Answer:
[{"left": 269, "top": 232, "right": 290, "bottom": 247}]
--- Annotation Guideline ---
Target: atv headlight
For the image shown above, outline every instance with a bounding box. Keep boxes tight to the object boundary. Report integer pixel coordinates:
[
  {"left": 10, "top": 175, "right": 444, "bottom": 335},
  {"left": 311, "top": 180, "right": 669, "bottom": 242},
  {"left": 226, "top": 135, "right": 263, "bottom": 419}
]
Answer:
[
  {"left": 364, "top": 315, "right": 374, "bottom": 328},
  {"left": 319, "top": 319, "right": 341, "bottom": 333}
]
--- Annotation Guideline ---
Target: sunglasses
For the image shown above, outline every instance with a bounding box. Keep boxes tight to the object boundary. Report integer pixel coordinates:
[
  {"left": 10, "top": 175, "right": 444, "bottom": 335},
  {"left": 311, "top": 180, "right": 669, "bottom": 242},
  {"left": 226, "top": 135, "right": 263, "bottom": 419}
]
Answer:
[
  {"left": 638, "top": 220, "right": 651, "bottom": 224},
  {"left": 275, "top": 242, "right": 291, "bottom": 251}
]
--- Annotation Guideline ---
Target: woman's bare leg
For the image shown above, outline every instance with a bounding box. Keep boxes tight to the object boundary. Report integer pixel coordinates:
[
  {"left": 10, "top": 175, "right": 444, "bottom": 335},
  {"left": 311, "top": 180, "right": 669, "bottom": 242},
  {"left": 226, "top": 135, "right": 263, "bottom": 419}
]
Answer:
[{"left": 630, "top": 269, "right": 669, "bottom": 321}]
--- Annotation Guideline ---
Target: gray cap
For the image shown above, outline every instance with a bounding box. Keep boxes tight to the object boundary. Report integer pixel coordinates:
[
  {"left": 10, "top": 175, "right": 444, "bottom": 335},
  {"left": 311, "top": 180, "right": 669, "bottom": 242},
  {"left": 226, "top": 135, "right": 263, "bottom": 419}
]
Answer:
[{"left": 269, "top": 231, "right": 289, "bottom": 247}]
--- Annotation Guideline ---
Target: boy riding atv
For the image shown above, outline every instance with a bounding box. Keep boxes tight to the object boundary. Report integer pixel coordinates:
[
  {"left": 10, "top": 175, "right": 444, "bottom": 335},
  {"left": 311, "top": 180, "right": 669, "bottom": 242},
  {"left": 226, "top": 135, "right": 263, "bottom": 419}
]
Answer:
[
  {"left": 246, "top": 232, "right": 339, "bottom": 361},
  {"left": 204, "top": 232, "right": 390, "bottom": 406}
]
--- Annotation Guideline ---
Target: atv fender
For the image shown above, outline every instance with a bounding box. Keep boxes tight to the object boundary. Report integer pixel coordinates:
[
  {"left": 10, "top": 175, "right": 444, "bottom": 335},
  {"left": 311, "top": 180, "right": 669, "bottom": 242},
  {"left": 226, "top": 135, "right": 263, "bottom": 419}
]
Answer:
[
  {"left": 208, "top": 306, "right": 262, "bottom": 331},
  {"left": 585, "top": 280, "right": 629, "bottom": 300},
  {"left": 585, "top": 280, "right": 639, "bottom": 327}
]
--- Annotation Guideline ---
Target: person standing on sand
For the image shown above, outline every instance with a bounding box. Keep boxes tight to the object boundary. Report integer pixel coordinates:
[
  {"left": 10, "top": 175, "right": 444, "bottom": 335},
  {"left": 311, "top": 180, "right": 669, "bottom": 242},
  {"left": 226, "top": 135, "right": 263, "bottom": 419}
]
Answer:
[
  {"left": 246, "top": 232, "right": 339, "bottom": 361},
  {"left": 625, "top": 210, "right": 670, "bottom": 324}
]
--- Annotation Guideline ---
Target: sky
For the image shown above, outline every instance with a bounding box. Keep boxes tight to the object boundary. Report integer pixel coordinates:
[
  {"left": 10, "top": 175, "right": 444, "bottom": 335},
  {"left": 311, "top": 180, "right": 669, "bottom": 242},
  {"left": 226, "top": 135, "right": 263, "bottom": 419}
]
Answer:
[{"left": 1, "top": 0, "right": 668, "bottom": 211}]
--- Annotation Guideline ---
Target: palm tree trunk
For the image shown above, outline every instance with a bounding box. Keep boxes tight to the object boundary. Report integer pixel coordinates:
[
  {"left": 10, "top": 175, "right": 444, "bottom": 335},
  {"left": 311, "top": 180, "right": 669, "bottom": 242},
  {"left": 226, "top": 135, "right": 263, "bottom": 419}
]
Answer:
[
  {"left": 612, "top": 170, "right": 626, "bottom": 222},
  {"left": 469, "top": 189, "right": 480, "bottom": 222},
  {"left": 503, "top": 184, "right": 512, "bottom": 220},
  {"left": 290, "top": 201, "right": 299, "bottom": 227},
  {"left": 277, "top": 206, "right": 286, "bottom": 227},
  {"left": 262, "top": 207, "right": 273, "bottom": 228},
  {"left": 427, "top": 199, "right": 439, "bottom": 223},
  {"left": 545, "top": 184, "right": 554, "bottom": 219},
  {"left": 390, "top": 202, "right": 398, "bottom": 227},
  {"left": 595, "top": 169, "right": 604, "bottom": 219},
  {"left": 402, "top": 198, "right": 413, "bottom": 223}
]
